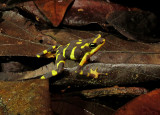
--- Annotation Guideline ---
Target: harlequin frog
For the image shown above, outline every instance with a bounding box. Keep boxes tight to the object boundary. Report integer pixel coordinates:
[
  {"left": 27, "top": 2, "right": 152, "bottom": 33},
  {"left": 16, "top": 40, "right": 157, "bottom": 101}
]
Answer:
[{"left": 37, "top": 34, "right": 105, "bottom": 79}]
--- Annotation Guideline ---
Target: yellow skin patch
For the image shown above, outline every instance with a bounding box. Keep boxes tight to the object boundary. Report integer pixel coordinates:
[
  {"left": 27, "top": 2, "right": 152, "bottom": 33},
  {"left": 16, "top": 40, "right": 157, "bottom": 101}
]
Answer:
[
  {"left": 41, "top": 76, "right": 46, "bottom": 79},
  {"left": 37, "top": 55, "right": 40, "bottom": 58},
  {"left": 43, "top": 50, "right": 48, "bottom": 54},
  {"left": 56, "top": 53, "right": 60, "bottom": 60},
  {"left": 45, "top": 52, "right": 56, "bottom": 58},
  {"left": 79, "top": 52, "right": 90, "bottom": 66},
  {"left": 57, "top": 60, "right": 65, "bottom": 68},
  {"left": 76, "top": 41, "right": 82, "bottom": 44},
  {"left": 93, "top": 34, "right": 101, "bottom": 43},
  {"left": 87, "top": 73, "right": 90, "bottom": 77},
  {"left": 70, "top": 46, "right": 77, "bottom": 60},
  {"left": 81, "top": 43, "right": 89, "bottom": 49},
  {"left": 52, "top": 70, "right": 58, "bottom": 76},
  {"left": 52, "top": 45, "right": 56, "bottom": 49},
  {"left": 63, "top": 43, "right": 70, "bottom": 58},
  {"left": 79, "top": 70, "right": 83, "bottom": 75}
]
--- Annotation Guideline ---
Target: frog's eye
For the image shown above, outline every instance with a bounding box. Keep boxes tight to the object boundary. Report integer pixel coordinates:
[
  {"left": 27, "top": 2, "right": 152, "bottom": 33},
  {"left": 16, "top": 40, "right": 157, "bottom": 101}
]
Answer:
[{"left": 89, "top": 43, "right": 97, "bottom": 49}]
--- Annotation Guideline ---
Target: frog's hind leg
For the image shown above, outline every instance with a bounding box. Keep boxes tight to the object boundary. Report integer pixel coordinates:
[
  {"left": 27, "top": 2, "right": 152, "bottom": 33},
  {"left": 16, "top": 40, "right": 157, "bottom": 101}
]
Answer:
[
  {"left": 40, "top": 54, "right": 65, "bottom": 79},
  {"left": 36, "top": 45, "right": 57, "bottom": 58}
]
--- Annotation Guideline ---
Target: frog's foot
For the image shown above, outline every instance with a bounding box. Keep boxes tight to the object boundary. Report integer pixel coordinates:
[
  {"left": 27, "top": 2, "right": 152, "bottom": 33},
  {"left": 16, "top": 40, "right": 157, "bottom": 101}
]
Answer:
[
  {"left": 89, "top": 68, "right": 100, "bottom": 78},
  {"left": 88, "top": 68, "right": 108, "bottom": 79},
  {"left": 40, "top": 70, "right": 58, "bottom": 79}
]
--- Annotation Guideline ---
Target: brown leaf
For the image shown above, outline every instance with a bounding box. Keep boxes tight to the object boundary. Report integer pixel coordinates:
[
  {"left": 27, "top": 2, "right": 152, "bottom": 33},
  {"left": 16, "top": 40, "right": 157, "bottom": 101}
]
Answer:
[
  {"left": 92, "top": 34, "right": 160, "bottom": 64},
  {"left": 115, "top": 88, "right": 160, "bottom": 115},
  {"left": 0, "top": 11, "right": 56, "bottom": 56},
  {"left": 0, "top": 79, "right": 52, "bottom": 114},
  {"left": 19, "top": 1, "right": 47, "bottom": 24},
  {"left": 106, "top": 11, "right": 160, "bottom": 42},
  {"left": 1, "top": 61, "right": 26, "bottom": 72},
  {"left": 63, "top": 0, "right": 136, "bottom": 26},
  {"left": 52, "top": 96, "right": 115, "bottom": 115},
  {"left": 34, "top": 0, "right": 74, "bottom": 27}
]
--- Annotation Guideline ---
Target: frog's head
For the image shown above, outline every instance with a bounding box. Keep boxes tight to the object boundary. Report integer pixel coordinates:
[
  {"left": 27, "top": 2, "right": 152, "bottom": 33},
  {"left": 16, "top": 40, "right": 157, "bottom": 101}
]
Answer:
[
  {"left": 80, "top": 34, "right": 105, "bottom": 56},
  {"left": 89, "top": 34, "right": 105, "bottom": 56}
]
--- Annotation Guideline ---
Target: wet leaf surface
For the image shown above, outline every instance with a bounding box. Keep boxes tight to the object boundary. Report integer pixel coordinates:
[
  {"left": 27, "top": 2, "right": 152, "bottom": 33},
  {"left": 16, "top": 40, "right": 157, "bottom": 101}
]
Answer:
[
  {"left": 115, "top": 88, "right": 160, "bottom": 115},
  {"left": 0, "top": 79, "right": 52, "bottom": 114}
]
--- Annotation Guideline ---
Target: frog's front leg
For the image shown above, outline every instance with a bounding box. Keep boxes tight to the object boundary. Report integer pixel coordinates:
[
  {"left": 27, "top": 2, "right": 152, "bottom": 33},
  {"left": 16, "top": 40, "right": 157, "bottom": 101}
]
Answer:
[
  {"left": 76, "top": 52, "right": 91, "bottom": 73},
  {"left": 41, "top": 53, "right": 65, "bottom": 79},
  {"left": 36, "top": 45, "right": 57, "bottom": 58},
  {"left": 76, "top": 52, "right": 95, "bottom": 77},
  {"left": 76, "top": 52, "right": 105, "bottom": 79}
]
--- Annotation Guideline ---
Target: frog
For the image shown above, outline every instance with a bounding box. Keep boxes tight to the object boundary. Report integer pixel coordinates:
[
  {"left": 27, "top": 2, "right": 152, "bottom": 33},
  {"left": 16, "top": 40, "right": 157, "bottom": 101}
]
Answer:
[{"left": 36, "top": 34, "right": 105, "bottom": 79}]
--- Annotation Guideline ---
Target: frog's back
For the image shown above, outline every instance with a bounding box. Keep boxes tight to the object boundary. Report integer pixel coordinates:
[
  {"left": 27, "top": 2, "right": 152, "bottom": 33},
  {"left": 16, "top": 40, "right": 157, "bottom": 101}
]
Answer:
[{"left": 62, "top": 39, "right": 89, "bottom": 60}]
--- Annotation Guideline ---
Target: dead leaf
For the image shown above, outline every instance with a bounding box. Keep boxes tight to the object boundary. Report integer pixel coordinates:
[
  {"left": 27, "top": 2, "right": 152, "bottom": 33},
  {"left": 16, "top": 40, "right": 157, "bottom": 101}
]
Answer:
[
  {"left": 34, "top": 0, "right": 74, "bottom": 27},
  {"left": 115, "top": 88, "right": 160, "bottom": 115},
  {"left": 106, "top": 11, "right": 160, "bottom": 42},
  {"left": 63, "top": 0, "right": 136, "bottom": 27},
  {"left": 0, "top": 11, "right": 56, "bottom": 56},
  {"left": 52, "top": 96, "right": 115, "bottom": 115},
  {"left": 92, "top": 34, "right": 160, "bottom": 64},
  {"left": 0, "top": 79, "right": 52, "bottom": 114},
  {"left": 19, "top": 1, "right": 47, "bottom": 25}
]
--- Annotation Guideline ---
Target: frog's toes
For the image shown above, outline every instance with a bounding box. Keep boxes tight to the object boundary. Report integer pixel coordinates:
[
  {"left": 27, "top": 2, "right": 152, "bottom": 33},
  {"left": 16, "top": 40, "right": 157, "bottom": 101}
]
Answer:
[
  {"left": 105, "top": 73, "right": 108, "bottom": 76},
  {"left": 89, "top": 68, "right": 100, "bottom": 79},
  {"left": 37, "top": 54, "right": 41, "bottom": 58},
  {"left": 40, "top": 75, "right": 46, "bottom": 79}
]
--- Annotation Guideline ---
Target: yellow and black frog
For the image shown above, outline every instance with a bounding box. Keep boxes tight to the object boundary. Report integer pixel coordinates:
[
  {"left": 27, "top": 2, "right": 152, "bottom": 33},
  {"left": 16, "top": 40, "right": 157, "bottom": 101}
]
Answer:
[{"left": 36, "top": 34, "right": 105, "bottom": 79}]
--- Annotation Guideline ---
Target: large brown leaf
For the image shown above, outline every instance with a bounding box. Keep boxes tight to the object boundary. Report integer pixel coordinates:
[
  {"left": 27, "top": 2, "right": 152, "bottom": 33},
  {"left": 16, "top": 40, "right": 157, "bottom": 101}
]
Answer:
[
  {"left": 63, "top": 0, "right": 136, "bottom": 26},
  {"left": 115, "top": 88, "right": 160, "bottom": 115},
  {"left": 0, "top": 79, "right": 52, "bottom": 114},
  {"left": 0, "top": 11, "right": 56, "bottom": 56},
  {"left": 52, "top": 95, "right": 115, "bottom": 115},
  {"left": 34, "top": 0, "right": 74, "bottom": 27},
  {"left": 106, "top": 11, "right": 160, "bottom": 42}
]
